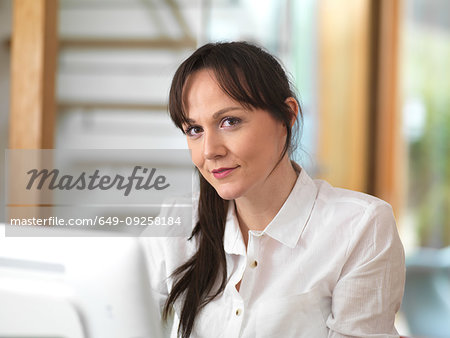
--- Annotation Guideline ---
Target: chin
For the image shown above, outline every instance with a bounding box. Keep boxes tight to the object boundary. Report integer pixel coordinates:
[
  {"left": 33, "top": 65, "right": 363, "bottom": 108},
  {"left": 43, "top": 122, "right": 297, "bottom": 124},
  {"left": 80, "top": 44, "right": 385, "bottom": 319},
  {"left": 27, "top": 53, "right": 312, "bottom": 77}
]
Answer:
[{"left": 214, "top": 184, "right": 244, "bottom": 201}]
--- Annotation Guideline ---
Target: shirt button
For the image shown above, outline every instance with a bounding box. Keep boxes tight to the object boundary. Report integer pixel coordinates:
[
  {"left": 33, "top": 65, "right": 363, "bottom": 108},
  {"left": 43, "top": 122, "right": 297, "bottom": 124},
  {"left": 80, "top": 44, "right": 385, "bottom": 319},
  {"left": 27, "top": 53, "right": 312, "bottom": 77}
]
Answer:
[
  {"left": 235, "top": 308, "right": 242, "bottom": 316},
  {"left": 250, "top": 260, "right": 258, "bottom": 268}
]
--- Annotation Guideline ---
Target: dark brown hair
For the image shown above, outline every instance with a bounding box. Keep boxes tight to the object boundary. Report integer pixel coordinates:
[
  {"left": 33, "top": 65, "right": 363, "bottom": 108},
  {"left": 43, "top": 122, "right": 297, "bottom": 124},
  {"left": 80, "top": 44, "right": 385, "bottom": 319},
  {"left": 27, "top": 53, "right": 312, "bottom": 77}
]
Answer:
[{"left": 165, "top": 41, "right": 301, "bottom": 338}]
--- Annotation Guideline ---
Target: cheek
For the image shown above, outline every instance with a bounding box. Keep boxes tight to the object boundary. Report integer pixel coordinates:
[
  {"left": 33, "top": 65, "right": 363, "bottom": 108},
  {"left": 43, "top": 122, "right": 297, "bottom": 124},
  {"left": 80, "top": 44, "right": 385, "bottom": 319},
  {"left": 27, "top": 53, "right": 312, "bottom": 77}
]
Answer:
[
  {"left": 188, "top": 142, "right": 204, "bottom": 168},
  {"left": 268, "top": 125, "right": 288, "bottom": 155},
  {"left": 244, "top": 126, "right": 283, "bottom": 155},
  {"left": 243, "top": 128, "right": 286, "bottom": 167}
]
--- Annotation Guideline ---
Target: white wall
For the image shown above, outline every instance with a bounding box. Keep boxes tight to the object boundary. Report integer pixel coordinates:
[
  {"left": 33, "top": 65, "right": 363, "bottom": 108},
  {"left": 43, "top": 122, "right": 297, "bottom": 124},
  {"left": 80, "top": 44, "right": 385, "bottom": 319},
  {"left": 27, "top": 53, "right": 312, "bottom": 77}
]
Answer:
[{"left": 56, "top": 0, "right": 200, "bottom": 150}]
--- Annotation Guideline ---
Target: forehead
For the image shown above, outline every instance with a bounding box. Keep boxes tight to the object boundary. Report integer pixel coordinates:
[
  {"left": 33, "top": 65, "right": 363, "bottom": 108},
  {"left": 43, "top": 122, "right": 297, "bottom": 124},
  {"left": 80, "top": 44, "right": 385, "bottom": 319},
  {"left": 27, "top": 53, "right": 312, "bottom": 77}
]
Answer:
[{"left": 183, "top": 69, "right": 239, "bottom": 118}]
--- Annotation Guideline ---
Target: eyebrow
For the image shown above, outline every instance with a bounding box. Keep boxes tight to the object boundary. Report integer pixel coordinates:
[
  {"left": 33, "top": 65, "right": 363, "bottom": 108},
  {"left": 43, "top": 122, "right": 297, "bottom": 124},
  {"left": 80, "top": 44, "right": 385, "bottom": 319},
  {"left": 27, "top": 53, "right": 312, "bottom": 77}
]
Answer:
[{"left": 185, "top": 107, "right": 242, "bottom": 124}]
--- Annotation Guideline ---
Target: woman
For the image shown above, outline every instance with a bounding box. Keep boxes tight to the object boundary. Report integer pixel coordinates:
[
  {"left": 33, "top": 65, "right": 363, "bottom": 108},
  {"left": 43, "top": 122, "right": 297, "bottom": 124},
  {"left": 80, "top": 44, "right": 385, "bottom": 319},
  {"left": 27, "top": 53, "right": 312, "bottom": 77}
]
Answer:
[{"left": 143, "top": 41, "right": 405, "bottom": 338}]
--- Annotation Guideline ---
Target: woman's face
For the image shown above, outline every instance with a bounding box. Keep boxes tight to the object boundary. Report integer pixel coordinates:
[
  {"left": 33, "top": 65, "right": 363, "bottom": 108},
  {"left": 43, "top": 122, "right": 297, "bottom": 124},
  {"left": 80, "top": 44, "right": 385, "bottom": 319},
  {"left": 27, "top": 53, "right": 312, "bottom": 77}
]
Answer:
[{"left": 183, "top": 69, "right": 288, "bottom": 201}]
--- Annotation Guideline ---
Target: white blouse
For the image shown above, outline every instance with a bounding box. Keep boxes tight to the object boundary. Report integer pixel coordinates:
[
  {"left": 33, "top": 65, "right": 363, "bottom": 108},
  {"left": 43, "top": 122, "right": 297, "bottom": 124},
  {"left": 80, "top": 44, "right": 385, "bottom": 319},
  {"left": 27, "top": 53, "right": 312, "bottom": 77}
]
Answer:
[{"left": 141, "top": 168, "right": 405, "bottom": 338}]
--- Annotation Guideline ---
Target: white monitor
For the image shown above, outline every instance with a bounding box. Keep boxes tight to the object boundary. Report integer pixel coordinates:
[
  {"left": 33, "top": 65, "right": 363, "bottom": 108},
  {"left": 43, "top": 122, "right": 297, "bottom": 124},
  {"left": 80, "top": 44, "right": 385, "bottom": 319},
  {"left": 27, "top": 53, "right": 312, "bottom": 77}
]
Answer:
[{"left": 0, "top": 224, "right": 164, "bottom": 338}]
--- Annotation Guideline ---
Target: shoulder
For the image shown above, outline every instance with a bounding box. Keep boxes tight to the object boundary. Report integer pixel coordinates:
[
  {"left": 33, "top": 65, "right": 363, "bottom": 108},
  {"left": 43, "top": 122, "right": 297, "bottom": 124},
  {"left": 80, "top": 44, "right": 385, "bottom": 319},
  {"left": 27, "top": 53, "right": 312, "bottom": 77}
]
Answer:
[
  {"left": 140, "top": 194, "right": 199, "bottom": 280},
  {"left": 309, "top": 178, "right": 399, "bottom": 251},
  {"left": 307, "top": 178, "right": 405, "bottom": 286},
  {"left": 313, "top": 178, "right": 394, "bottom": 224},
  {"left": 314, "top": 178, "right": 389, "bottom": 210}
]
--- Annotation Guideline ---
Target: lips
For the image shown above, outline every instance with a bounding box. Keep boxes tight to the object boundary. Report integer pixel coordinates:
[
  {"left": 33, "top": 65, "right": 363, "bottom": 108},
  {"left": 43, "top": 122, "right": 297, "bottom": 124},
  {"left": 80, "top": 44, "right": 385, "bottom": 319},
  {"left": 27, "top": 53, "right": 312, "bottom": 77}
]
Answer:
[{"left": 211, "top": 166, "right": 238, "bottom": 179}]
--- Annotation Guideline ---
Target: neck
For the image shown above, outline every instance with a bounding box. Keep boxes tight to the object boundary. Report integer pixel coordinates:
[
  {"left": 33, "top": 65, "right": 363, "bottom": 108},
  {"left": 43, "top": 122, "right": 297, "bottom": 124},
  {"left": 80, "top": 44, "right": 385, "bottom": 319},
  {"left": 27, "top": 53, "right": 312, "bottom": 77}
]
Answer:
[{"left": 234, "top": 158, "right": 299, "bottom": 247}]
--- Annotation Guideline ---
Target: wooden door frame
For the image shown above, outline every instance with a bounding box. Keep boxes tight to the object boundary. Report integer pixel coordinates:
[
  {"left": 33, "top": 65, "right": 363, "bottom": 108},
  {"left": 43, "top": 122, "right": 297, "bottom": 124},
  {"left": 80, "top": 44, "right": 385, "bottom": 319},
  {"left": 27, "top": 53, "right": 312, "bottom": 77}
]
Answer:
[{"left": 9, "top": 0, "right": 58, "bottom": 149}]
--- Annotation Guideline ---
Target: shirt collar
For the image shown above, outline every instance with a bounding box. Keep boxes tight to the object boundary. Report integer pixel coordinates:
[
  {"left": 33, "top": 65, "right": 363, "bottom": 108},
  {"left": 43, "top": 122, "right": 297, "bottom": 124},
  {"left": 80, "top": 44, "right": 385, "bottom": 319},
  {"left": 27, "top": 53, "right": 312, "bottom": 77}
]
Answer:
[
  {"left": 262, "top": 167, "right": 318, "bottom": 248},
  {"left": 223, "top": 199, "right": 246, "bottom": 255},
  {"left": 223, "top": 166, "right": 318, "bottom": 253}
]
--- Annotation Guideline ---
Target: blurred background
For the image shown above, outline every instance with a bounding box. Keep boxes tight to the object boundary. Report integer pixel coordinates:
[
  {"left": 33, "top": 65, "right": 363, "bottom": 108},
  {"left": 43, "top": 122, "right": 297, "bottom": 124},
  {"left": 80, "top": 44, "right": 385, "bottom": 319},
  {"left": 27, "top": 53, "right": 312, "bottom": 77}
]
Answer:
[{"left": 0, "top": 0, "right": 449, "bottom": 337}]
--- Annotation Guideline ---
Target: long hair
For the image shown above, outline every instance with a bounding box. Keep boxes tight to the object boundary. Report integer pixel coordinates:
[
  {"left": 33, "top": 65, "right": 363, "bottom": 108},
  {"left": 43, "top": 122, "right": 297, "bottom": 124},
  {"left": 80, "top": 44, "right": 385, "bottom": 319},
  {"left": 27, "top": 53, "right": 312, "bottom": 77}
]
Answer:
[{"left": 164, "top": 41, "right": 302, "bottom": 337}]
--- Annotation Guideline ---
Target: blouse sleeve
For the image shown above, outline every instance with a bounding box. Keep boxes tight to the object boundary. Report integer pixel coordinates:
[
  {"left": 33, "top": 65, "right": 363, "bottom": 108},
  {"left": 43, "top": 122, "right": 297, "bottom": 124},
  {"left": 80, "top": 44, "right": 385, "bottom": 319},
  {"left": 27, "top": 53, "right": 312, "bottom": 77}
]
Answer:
[
  {"left": 326, "top": 201, "right": 406, "bottom": 338},
  {"left": 140, "top": 236, "right": 170, "bottom": 315}
]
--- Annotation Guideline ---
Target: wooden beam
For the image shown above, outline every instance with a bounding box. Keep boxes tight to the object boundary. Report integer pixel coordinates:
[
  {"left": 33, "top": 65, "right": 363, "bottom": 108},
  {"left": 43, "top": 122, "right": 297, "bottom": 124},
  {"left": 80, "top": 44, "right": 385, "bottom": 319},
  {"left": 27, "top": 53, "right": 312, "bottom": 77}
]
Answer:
[
  {"left": 165, "top": 0, "right": 195, "bottom": 41},
  {"left": 317, "top": 0, "right": 371, "bottom": 192},
  {"left": 59, "top": 37, "right": 196, "bottom": 50},
  {"left": 9, "top": 0, "right": 58, "bottom": 149},
  {"left": 373, "top": 0, "right": 404, "bottom": 214},
  {"left": 58, "top": 102, "right": 167, "bottom": 112}
]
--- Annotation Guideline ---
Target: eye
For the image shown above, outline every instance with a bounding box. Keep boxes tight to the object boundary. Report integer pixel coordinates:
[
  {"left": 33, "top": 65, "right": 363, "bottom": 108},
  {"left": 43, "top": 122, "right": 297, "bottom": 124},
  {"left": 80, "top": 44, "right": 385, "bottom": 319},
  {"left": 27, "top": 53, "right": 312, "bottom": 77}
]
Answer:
[
  {"left": 221, "top": 117, "right": 241, "bottom": 128},
  {"left": 184, "top": 125, "right": 203, "bottom": 137}
]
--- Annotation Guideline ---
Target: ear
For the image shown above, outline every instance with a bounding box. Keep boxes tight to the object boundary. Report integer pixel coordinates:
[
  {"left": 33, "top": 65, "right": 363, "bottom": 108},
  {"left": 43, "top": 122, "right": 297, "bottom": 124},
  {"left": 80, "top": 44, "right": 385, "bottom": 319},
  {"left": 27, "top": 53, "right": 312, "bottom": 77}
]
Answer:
[{"left": 285, "top": 97, "right": 299, "bottom": 127}]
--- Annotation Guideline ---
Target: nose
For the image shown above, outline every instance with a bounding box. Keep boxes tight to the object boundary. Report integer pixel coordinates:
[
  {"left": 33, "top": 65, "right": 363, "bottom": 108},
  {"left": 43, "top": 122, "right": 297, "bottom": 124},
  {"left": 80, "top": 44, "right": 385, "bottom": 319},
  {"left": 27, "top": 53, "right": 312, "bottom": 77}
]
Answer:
[{"left": 203, "top": 130, "right": 226, "bottom": 160}]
